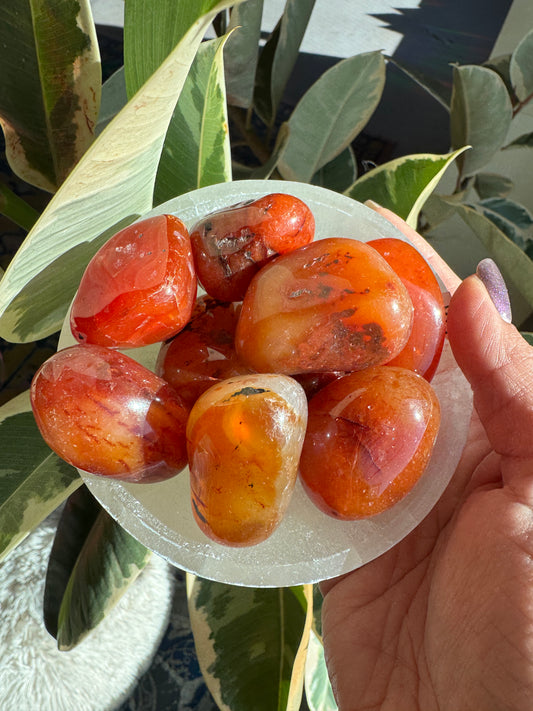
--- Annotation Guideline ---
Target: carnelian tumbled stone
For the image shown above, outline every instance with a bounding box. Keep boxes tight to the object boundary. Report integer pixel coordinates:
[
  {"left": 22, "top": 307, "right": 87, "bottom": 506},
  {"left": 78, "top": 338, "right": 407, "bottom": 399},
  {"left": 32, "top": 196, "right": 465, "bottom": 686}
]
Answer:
[
  {"left": 369, "top": 238, "right": 445, "bottom": 380},
  {"left": 31, "top": 345, "right": 189, "bottom": 482},
  {"left": 156, "top": 295, "right": 252, "bottom": 409},
  {"left": 70, "top": 214, "right": 197, "bottom": 348},
  {"left": 235, "top": 237, "right": 413, "bottom": 375},
  {"left": 190, "top": 193, "right": 315, "bottom": 302},
  {"left": 299, "top": 367, "right": 440, "bottom": 519},
  {"left": 186, "top": 374, "right": 308, "bottom": 547}
]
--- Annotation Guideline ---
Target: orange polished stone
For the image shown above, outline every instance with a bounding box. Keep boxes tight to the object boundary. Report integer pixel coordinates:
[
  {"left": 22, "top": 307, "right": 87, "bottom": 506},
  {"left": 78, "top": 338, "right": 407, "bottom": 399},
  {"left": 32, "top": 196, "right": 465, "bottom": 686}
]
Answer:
[
  {"left": 70, "top": 214, "right": 196, "bottom": 348},
  {"left": 31, "top": 345, "right": 189, "bottom": 482},
  {"left": 156, "top": 295, "right": 252, "bottom": 409},
  {"left": 190, "top": 193, "right": 315, "bottom": 302},
  {"left": 235, "top": 237, "right": 414, "bottom": 374},
  {"left": 299, "top": 366, "right": 441, "bottom": 519},
  {"left": 186, "top": 374, "right": 307, "bottom": 546},
  {"left": 369, "top": 238, "right": 446, "bottom": 380}
]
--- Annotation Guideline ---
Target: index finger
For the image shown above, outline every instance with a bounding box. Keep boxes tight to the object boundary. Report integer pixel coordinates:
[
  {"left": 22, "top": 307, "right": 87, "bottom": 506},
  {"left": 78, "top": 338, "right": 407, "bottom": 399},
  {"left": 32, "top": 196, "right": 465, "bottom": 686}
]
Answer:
[{"left": 364, "top": 201, "right": 462, "bottom": 296}]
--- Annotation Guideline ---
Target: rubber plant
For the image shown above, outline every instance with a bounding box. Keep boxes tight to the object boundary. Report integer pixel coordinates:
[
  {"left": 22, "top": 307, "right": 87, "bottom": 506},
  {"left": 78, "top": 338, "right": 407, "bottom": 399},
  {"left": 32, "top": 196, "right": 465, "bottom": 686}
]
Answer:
[{"left": 0, "top": 2, "right": 532, "bottom": 710}]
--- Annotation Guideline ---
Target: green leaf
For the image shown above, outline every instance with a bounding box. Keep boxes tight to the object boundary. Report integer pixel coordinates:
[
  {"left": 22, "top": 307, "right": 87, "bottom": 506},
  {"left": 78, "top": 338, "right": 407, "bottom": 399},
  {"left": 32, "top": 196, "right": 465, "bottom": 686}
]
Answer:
[
  {"left": 278, "top": 51, "right": 385, "bottom": 183},
  {"left": 225, "top": 0, "right": 264, "bottom": 109},
  {"left": 304, "top": 631, "right": 338, "bottom": 711},
  {"left": 474, "top": 197, "right": 533, "bottom": 254},
  {"left": 0, "top": 0, "right": 101, "bottom": 192},
  {"left": 54, "top": 490, "right": 151, "bottom": 650},
  {"left": 450, "top": 65, "right": 513, "bottom": 177},
  {"left": 187, "top": 576, "right": 313, "bottom": 711},
  {"left": 484, "top": 54, "right": 515, "bottom": 98},
  {"left": 124, "top": 0, "right": 228, "bottom": 97},
  {"left": 154, "top": 35, "right": 232, "bottom": 205},
  {"left": 0, "top": 0, "right": 244, "bottom": 344},
  {"left": 0, "top": 391, "right": 80, "bottom": 562},
  {"left": 386, "top": 56, "right": 450, "bottom": 110},
  {"left": 344, "top": 148, "right": 468, "bottom": 228},
  {"left": 474, "top": 172, "right": 514, "bottom": 199},
  {"left": 96, "top": 66, "right": 128, "bottom": 136},
  {"left": 422, "top": 192, "right": 467, "bottom": 230},
  {"left": 254, "top": 0, "right": 317, "bottom": 127},
  {"left": 522, "top": 331, "right": 533, "bottom": 345},
  {"left": 454, "top": 203, "right": 533, "bottom": 309},
  {"left": 311, "top": 146, "right": 357, "bottom": 193},
  {"left": 0, "top": 183, "right": 40, "bottom": 231},
  {"left": 510, "top": 29, "right": 533, "bottom": 102},
  {"left": 43, "top": 485, "right": 101, "bottom": 639},
  {"left": 503, "top": 131, "right": 533, "bottom": 150}
]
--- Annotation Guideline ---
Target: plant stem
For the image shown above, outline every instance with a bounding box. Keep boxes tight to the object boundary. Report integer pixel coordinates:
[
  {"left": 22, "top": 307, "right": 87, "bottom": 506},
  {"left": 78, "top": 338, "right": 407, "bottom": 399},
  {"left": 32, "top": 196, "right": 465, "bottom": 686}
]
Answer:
[
  {"left": 513, "top": 91, "right": 533, "bottom": 117},
  {"left": 228, "top": 106, "right": 271, "bottom": 165}
]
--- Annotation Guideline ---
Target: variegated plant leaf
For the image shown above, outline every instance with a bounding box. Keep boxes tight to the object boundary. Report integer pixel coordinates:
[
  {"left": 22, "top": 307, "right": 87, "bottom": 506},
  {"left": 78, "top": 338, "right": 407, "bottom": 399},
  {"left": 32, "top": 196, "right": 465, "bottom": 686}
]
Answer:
[
  {"left": 475, "top": 197, "right": 533, "bottom": 255},
  {"left": 278, "top": 51, "right": 385, "bottom": 183},
  {"left": 187, "top": 575, "right": 313, "bottom": 711},
  {"left": 0, "top": 391, "right": 80, "bottom": 562},
  {"left": 0, "top": 0, "right": 101, "bottom": 192},
  {"left": 345, "top": 148, "right": 468, "bottom": 228},
  {"left": 154, "top": 35, "right": 232, "bottom": 205},
  {"left": 0, "top": 0, "right": 245, "bottom": 344},
  {"left": 124, "top": 0, "right": 229, "bottom": 96},
  {"left": 304, "top": 631, "right": 338, "bottom": 711},
  {"left": 455, "top": 203, "right": 533, "bottom": 308},
  {"left": 53, "top": 487, "right": 151, "bottom": 650}
]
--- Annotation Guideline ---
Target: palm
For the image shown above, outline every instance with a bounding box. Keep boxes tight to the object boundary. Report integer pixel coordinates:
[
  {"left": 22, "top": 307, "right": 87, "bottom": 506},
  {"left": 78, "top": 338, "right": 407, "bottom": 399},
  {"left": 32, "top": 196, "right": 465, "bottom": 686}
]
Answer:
[{"left": 321, "top": 410, "right": 533, "bottom": 711}]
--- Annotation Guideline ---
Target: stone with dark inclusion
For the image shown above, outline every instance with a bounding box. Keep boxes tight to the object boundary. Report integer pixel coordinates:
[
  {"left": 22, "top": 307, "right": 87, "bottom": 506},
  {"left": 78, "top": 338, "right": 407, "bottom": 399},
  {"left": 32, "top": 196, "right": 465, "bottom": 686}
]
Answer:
[
  {"left": 189, "top": 193, "right": 315, "bottom": 302},
  {"left": 235, "top": 237, "right": 414, "bottom": 375}
]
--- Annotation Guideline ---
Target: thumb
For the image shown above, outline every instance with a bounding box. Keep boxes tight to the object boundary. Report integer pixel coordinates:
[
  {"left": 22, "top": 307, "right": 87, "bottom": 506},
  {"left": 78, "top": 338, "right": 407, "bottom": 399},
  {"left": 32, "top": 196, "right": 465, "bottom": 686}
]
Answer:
[{"left": 447, "top": 261, "right": 533, "bottom": 475}]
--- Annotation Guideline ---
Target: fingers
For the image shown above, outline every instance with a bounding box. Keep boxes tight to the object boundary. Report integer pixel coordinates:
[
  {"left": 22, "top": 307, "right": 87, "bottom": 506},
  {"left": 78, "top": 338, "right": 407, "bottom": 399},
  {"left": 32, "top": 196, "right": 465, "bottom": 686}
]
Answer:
[
  {"left": 364, "top": 201, "right": 461, "bottom": 295},
  {"left": 447, "top": 273, "right": 533, "bottom": 472}
]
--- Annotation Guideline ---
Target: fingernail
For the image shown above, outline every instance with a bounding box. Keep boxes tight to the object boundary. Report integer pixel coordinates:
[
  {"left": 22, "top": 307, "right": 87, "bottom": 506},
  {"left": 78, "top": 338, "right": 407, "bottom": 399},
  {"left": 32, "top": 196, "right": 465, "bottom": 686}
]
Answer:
[
  {"left": 364, "top": 199, "right": 382, "bottom": 211},
  {"left": 476, "top": 258, "right": 512, "bottom": 323}
]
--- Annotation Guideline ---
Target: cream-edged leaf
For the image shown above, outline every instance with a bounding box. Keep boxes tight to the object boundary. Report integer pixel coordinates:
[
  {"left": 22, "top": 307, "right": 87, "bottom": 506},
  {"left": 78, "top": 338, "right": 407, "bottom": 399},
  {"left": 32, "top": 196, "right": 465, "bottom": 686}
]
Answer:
[
  {"left": 0, "top": 391, "right": 80, "bottom": 562},
  {"left": 345, "top": 148, "right": 468, "bottom": 228},
  {"left": 154, "top": 35, "right": 232, "bottom": 205},
  {"left": 0, "top": 0, "right": 101, "bottom": 191},
  {"left": 0, "top": 0, "right": 244, "bottom": 344},
  {"left": 187, "top": 575, "right": 312, "bottom": 711}
]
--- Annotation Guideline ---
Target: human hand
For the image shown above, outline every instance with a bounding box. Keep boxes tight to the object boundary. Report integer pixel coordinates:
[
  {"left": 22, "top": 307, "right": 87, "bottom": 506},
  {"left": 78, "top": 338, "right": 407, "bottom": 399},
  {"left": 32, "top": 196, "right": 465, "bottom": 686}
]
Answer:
[{"left": 320, "top": 203, "right": 533, "bottom": 711}]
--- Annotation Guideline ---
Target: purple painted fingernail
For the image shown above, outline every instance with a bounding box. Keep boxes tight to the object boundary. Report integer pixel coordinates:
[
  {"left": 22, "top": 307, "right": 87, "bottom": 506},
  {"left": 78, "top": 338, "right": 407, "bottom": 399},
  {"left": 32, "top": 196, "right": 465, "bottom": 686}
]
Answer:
[{"left": 476, "top": 258, "right": 512, "bottom": 323}]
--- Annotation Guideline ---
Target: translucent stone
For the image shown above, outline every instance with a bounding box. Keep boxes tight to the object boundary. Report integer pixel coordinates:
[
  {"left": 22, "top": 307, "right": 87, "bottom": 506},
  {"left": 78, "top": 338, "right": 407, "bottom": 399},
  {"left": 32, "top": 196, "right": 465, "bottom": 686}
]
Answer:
[
  {"left": 31, "top": 345, "right": 189, "bottom": 482},
  {"left": 190, "top": 193, "right": 315, "bottom": 302},
  {"left": 369, "top": 238, "right": 446, "bottom": 380},
  {"left": 235, "top": 237, "right": 414, "bottom": 375},
  {"left": 186, "top": 374, "right": 308, "bottom": 546},
  {"left": 70, "top": 214, "right": 196, "bottom": 348},
  {"left": 156, "top": 295, "right": 252, "bottom": 409},
  {"left": 299, "top": 366, "right": 441, "bottom": 519}
]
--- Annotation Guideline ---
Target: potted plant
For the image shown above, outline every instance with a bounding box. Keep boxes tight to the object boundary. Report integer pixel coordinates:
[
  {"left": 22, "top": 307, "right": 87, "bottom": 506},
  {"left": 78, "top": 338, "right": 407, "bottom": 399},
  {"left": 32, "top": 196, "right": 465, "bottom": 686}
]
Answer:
[{"left": 0, "top": 1, "right": 532, "bottom": 709}]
